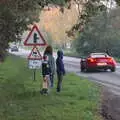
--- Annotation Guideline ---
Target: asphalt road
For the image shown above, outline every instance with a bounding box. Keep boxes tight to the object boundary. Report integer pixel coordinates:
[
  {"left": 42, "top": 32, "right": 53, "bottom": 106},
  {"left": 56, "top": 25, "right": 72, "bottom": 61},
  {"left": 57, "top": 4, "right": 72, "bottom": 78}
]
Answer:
[
  {"left": 64, "top": 55, "right": 120, "bottom": 96},
  {"left": 9, "top": 48, "right": 120, "bottom": 95}
]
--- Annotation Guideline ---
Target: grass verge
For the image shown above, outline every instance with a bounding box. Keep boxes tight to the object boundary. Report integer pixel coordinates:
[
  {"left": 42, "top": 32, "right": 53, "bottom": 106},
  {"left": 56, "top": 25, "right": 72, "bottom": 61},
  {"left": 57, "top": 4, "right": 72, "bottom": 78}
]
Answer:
[
  {"left": 63, "top": 50, "right": 81, "bottom": 58},
  {"left": 0, "top": 54, "right": 102, "bottom": 120}
]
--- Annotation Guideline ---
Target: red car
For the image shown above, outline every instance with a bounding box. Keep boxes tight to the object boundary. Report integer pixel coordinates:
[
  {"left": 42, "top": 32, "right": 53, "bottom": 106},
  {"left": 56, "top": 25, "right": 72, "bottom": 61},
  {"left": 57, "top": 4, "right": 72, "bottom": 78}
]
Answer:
[{"left": 80, "top": 53, "right": 116, "bottom": 72}]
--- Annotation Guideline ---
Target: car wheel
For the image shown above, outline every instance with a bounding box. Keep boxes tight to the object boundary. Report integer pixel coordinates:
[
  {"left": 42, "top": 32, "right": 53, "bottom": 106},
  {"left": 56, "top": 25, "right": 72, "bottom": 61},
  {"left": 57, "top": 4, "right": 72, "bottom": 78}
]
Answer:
[
  {"left": 81, "top": 66, "right": 85, "bottom": 72},
  {"left": 111, "top": 67, "right": 116, "bottom": 72},
  {"left": 85, "top": 67, "right": 90, "bottom": 72}
]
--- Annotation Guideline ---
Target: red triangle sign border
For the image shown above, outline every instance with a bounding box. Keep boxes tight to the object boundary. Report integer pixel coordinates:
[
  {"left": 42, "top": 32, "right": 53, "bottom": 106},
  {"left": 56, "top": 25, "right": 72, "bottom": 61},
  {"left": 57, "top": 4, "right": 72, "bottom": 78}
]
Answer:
[
  {"left": 28, "top": 46, "right": 42, "bottom": 60},
  {"left": 24, "top": 24, "right": 47, "bottom": 46}
]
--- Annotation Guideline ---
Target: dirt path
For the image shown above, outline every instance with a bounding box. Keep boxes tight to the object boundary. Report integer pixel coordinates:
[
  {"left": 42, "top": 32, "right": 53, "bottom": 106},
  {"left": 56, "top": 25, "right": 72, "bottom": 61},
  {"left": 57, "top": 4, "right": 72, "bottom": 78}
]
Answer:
[{"left": 101, "top": 87, "right": 120, "bottom": 120}]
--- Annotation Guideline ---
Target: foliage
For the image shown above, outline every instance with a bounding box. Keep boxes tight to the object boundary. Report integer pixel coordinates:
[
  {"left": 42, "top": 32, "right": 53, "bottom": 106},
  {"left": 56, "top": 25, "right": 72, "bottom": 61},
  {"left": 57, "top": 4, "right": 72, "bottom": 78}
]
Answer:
[
  {"left": 66, "top": 0, "right": 107, "bottom": 37},
  {"left": 0, "top": 0, "right": 40, "bottom": 61},
  {"left": 39, "top": 6, "right": 77, "bottom": 46},
  {"left": 0, "top": 0, "right": 68, "bottom": 62},
  {"left": 115, "top": 0, "right": 120, "bottom": 6},
  {"left": 74, "top": 8, "right": 120, "bottom": 57},
  {"left": 1, "top": 0, "right": 120, "bottom": 61},
  {"left": 64, "top": 0, "right": 120, "bottom": 37},
  {"left": 45, "top": 31, "right": 53, "bottom": 45}
]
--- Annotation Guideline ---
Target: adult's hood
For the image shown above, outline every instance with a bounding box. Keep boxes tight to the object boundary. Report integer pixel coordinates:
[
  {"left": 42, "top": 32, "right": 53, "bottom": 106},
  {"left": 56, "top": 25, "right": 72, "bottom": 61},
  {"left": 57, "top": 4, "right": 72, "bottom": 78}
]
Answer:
[{"left": 57, "top": 50, "right": 63, "bottom": 59}]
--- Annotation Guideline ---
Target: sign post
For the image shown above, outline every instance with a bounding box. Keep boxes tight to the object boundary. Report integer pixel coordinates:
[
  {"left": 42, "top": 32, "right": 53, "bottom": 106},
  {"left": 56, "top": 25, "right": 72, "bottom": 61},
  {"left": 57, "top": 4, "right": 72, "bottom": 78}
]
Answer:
[
  {"left": 24, "top": 24, "right": 47, "bottom": 81},
  {"left": 28, "top": 46, "right": 42, "bottom": 81},
  {"left": 28, "top": 46, "right": 42, "bottom": 69}
]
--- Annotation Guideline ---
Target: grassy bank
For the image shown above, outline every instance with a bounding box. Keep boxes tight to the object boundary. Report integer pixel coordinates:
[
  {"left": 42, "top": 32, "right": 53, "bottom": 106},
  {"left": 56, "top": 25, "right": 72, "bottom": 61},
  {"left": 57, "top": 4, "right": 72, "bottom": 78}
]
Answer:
[
  {"left": 0, "top": 55, "right": 102, "bottom": 120},
  {"left": 63, "top": 50, "right": 85, "bottom": 58}
]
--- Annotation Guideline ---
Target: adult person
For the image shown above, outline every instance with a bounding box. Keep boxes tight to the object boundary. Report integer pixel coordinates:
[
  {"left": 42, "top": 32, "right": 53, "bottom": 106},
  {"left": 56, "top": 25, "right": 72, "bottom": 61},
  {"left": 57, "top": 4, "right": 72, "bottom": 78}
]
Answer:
[
  {"left": 43, "top": 45, "right": 55, "bottom": 88},
  {"left": 56, "top": 50, "right": 65, "bottom": 92}
]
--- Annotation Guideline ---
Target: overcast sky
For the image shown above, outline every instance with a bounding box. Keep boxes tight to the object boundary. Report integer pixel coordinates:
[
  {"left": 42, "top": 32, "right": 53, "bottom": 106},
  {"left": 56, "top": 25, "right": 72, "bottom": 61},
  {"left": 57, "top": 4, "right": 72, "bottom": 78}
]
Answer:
[{"left": 101, "top": 0, "right": 117, "bottom": 9}]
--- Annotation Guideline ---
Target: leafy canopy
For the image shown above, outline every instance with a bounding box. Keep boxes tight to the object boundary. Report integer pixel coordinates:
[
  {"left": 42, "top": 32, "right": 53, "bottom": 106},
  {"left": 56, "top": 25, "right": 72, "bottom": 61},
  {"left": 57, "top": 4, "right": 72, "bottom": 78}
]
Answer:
[
  {"left": 74, "top": 8, "right": 120, "bottom": 57},
  {"left": 0, "top": 0, "right": 67, "bottom": 61},
  {"left": 0, "top": 0, "right": 120, "bottom": 61}
]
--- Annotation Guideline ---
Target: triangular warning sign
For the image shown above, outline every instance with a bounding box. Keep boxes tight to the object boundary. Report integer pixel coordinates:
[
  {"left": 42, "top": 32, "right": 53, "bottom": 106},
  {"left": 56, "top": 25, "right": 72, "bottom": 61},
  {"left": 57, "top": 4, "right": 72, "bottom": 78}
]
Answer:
[
  {"left": 28, "top": 46, "right": 42, "bottom": 60},
  {"left": 24, "top": 25, "right": 46, "bottom": 46}
]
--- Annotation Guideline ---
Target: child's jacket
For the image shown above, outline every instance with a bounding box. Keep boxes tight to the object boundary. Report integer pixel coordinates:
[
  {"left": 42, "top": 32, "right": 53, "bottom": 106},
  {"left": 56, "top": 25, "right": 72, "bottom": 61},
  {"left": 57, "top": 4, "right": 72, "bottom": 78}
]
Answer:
[
  {"left": 42, "top": 59, "right": 51, "bottom": 77},
  {"left": 56, "top": 50, "right": 65, "bottom": 75}
]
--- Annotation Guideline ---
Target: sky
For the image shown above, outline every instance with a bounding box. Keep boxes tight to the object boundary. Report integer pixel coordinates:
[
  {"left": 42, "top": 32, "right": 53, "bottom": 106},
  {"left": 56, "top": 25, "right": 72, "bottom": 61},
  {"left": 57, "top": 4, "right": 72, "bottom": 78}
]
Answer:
[{"left": 101, "top": 0, "right": 117, "bottom": 9}]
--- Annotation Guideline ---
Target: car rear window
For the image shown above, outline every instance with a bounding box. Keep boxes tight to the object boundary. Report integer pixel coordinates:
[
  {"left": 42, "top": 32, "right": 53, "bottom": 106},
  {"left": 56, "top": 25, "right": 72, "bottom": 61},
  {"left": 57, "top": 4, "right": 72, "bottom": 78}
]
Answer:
[{"left": 90, "top": 54, "right": 107, "bottom": 58}]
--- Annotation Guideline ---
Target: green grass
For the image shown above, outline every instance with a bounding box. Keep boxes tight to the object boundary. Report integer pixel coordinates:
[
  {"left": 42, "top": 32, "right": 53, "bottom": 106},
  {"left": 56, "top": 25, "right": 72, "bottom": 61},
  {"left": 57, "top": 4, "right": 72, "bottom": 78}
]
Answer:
[
  {"left": 115, "top": 57, "right": 120, "bottom": 62},
  {"left": 0, "top": 55, "right": 102, "bottom": 120},
  {"left": 63, "top": 49, "right": 85, "bottom": 58}
]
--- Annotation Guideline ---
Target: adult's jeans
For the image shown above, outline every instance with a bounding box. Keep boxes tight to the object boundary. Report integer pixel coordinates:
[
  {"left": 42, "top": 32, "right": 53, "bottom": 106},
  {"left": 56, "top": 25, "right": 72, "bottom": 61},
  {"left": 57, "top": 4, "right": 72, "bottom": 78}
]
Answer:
[{"left": 50, "top": 74, "right": 54, "bottom": 87}]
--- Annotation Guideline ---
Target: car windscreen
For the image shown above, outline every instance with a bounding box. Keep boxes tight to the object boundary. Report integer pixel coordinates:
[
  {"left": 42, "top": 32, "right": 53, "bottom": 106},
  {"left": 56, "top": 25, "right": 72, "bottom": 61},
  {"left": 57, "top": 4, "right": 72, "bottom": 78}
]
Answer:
[{"left": 90, "top": 54, "right": 107, "bottom": 58}]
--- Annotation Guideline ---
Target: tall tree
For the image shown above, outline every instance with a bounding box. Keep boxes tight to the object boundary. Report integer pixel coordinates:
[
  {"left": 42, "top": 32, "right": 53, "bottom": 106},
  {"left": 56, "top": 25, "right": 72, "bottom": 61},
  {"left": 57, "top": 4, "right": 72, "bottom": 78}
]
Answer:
[
  {"left": 66, "top": 0, "right": 107, "bottom": 37},
  {"left": 0, "top": 0, "right": 68, "bottom": 62},
  {"left": 75, "top": 8, "right": 120, "bottom": 57},
  {"left": 0, "top": 0, "right": 40, "bottom": 61},
  {"left": 1, "top": 0, "right": 120, "bottom": 62},
  {"left": 115, "top": 0, "right": 120, "bottom": 6}
]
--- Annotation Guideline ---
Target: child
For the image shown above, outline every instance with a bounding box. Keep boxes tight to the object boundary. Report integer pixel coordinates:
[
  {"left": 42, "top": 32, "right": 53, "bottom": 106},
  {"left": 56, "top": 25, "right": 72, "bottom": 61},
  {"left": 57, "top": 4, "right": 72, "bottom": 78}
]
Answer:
[
  {"left": 40, "top": 55, "right": 51, "bottom": 95},
  {"left": 56, "top": 50, "right": 65, "bottom": 92}
]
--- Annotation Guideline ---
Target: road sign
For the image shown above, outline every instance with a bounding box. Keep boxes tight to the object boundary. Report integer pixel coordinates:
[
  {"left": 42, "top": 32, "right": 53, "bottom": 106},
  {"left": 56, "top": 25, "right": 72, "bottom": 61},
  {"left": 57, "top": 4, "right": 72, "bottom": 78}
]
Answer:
[
  {"left": 28, "top": 46, "right": 42, "bottom": 60},
  {"left": 28, "top": 59, "right": 42, "bottom": 69},
  {"left": 24, "top": 25, "right": 46, "bottom": 46}
]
